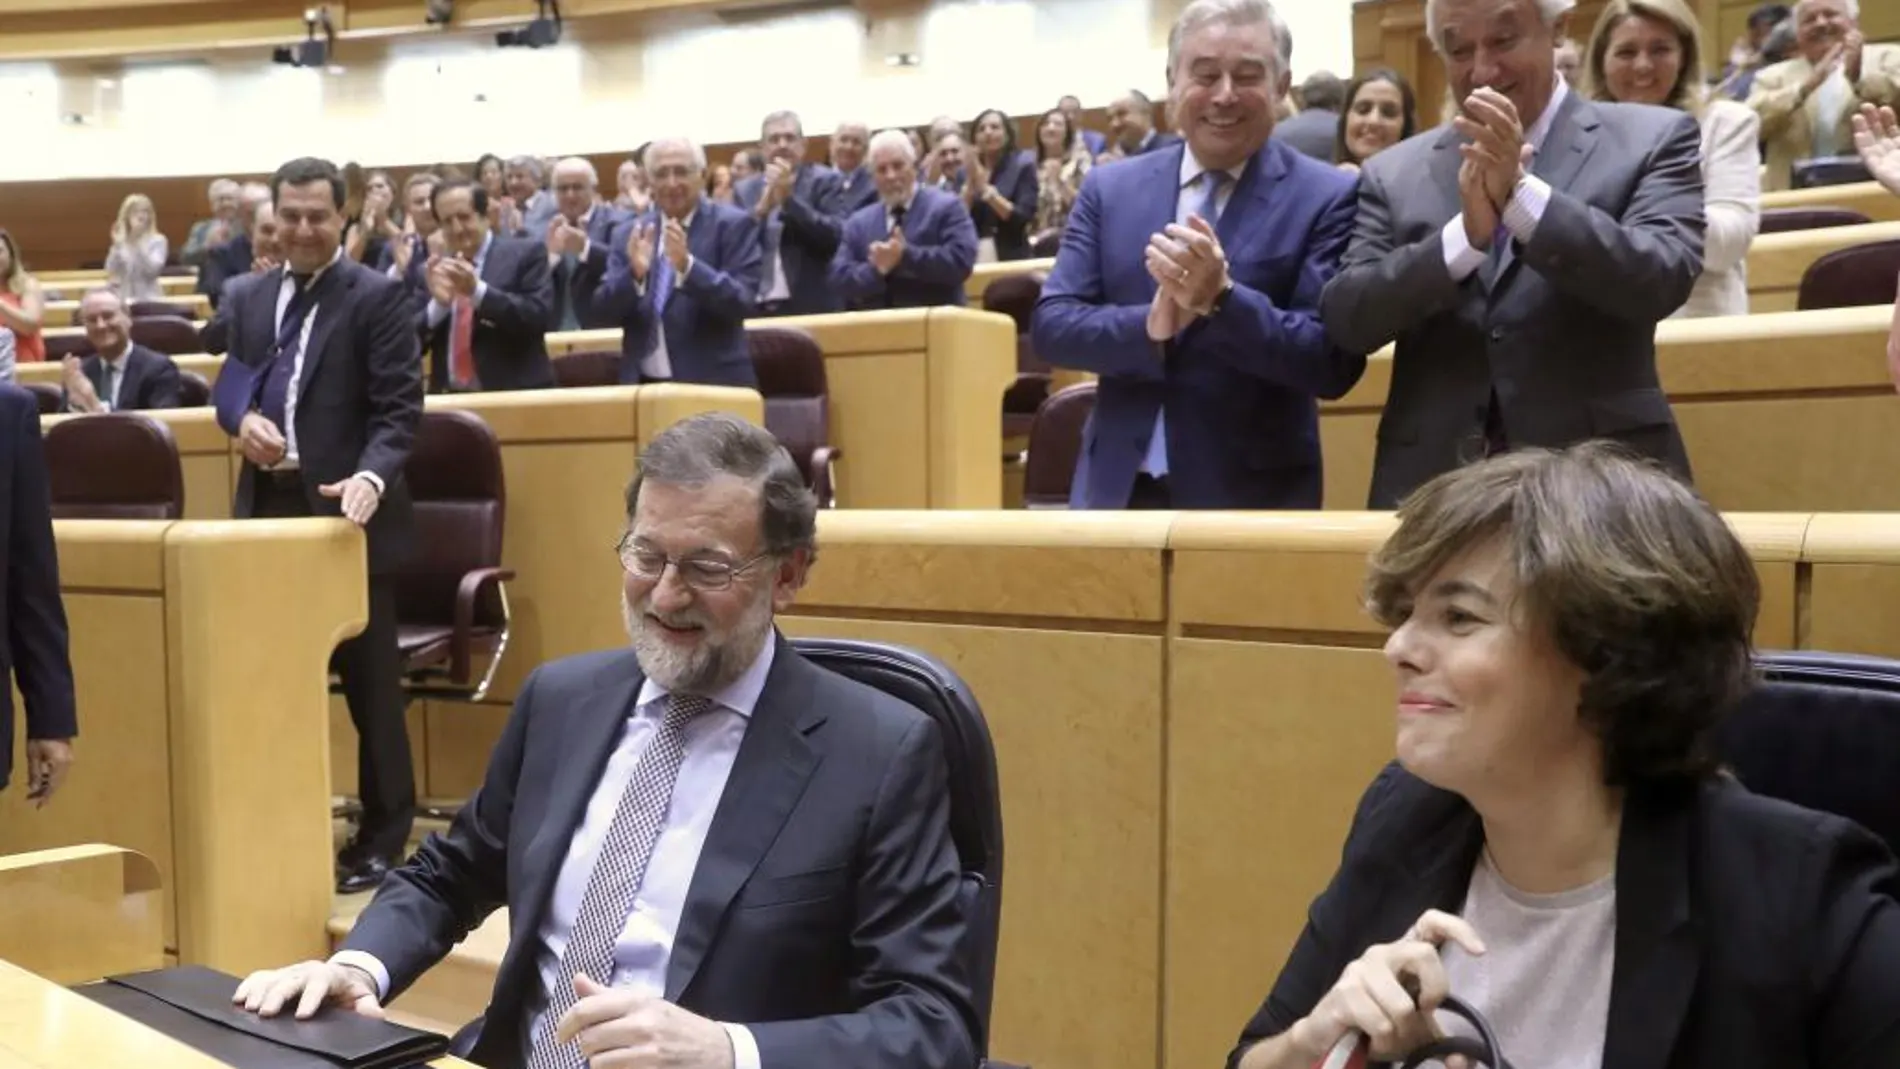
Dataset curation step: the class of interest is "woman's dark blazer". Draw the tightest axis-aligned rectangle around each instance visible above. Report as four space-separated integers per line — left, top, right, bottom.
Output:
1230 762 1900 1069
971 149 1040 261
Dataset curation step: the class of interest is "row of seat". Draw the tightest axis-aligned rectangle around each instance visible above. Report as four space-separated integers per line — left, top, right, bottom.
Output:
42 408 514 704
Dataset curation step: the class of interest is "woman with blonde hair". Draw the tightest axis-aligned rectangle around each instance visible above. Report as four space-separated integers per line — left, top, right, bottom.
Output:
0 229 47 364
1584 0 1760 318
104 193 168 302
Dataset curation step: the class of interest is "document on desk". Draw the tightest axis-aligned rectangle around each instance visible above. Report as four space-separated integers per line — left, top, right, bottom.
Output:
75 964 447 1069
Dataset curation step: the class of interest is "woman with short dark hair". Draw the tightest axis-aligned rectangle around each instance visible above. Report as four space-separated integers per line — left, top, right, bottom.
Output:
1228 442 1900 1069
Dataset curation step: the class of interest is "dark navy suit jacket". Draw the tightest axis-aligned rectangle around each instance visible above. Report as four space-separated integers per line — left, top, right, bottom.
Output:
1031 138 1362 509
969 150 1040 261
0 385 75 789
341 639 979 1069
836 166 880 215
419 235 555 393
600 200 762 388
549 206 628 332
735 164 847 316
830 186 978 310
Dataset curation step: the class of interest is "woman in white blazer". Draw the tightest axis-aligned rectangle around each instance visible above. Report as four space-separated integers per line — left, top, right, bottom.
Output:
1585 0 1762 318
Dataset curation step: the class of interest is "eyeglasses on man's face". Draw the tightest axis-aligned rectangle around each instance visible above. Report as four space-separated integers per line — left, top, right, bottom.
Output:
615 535 773 592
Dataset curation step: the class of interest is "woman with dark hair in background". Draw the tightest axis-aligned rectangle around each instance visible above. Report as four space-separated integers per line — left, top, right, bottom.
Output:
964 107 1039 262
472 153 521 234
1226 443 1900 1069
343 167 403 267
1030 107 1091 253
1334 69 1418 173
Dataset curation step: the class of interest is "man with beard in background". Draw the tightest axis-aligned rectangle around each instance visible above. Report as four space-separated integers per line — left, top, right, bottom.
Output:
235 412 978 1069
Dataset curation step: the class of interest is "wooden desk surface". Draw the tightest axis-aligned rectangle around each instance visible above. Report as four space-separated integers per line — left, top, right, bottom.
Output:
0 959 475 1068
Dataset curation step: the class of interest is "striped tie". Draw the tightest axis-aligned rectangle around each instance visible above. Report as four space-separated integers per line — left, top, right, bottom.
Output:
525 693 713 1069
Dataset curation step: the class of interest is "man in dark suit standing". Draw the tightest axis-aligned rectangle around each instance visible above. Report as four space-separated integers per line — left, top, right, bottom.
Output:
830 121 880 214
1272 71 1346 161
1102 89 1183 161
198 182 272 308
0 384 76 807
235 413 979 1069
203 199 284 356
423 179 555 393
1320 0 1706 508
60 288 183 412
211 156 424 893
601 139 762 388
540 157 625 333
736 111 846 317
1032 0 1362 510
831 129 979 310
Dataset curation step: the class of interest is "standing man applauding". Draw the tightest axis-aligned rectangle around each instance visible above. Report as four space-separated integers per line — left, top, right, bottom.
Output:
212 156 424 894
737 111 846 317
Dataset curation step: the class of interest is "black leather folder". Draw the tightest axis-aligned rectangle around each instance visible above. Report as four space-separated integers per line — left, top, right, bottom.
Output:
75 964 449 1069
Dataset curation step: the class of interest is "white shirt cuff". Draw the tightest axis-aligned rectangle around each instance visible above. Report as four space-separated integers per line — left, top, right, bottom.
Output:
353 470 386 496
1502 174 1551 245
1441 216 1488 282
472 280 489 306
425 300 450 327
579 239 592 262
327 950 390 1001
722 1022 760 1069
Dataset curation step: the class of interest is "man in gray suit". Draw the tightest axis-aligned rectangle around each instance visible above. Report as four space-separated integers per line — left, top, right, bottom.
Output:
1321 0 1706 508
1273 71 1346 162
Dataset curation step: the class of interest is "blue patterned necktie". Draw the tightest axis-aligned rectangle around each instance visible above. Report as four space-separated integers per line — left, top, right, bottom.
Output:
1191 169 1230 225
258 272 317 432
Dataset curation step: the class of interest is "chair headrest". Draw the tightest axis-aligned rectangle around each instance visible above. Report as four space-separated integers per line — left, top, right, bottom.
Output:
748 328 826 396
408 409 504 500
43 412 184 519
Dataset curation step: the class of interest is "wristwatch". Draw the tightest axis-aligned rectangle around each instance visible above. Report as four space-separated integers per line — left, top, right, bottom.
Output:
1203 279 1236 318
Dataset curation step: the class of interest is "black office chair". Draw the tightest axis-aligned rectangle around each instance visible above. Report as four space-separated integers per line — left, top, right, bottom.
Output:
1714 651 1900 858
790 638 1005 1058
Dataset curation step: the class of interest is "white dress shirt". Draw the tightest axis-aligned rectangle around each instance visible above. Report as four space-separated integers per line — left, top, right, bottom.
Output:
636 209 696 381
1440 74 1569 280
1140 150 1246 479
334 639 773 1069
268 247 384 494
1810 66 1853 158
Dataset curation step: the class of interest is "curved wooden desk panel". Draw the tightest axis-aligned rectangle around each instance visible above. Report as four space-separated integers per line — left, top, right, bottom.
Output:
1760 182 1900 224
547 308 1017 509
1318 306 1899 511
1747 219 1900 312
0 845 163 984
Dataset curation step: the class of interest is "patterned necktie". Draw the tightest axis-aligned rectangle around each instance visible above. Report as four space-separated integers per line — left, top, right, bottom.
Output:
525 693 714 1069
449 294 477 389
258 272 317 432
1191 169 1230 225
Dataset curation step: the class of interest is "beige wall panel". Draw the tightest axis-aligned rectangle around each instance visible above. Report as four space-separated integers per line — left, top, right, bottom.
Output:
780 614 1164 1069
0 594 175 949
1164 640 1399 1069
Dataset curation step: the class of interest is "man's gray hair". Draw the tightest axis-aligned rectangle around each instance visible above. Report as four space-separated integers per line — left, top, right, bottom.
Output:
642 138 708 174
625 413 818 559
80 285 125 310
867 128 917 164
504 154 545 183
1426 0 1575 51
208 177 239 198
552 156 599 185
1167 0 1293 81
761 109 804 137
1794 0 1857 18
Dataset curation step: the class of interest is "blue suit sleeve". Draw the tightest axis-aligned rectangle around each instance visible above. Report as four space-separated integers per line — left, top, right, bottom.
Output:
1028 173 1163 382
5 392 76 744
829 214 885 303
780 169 845 260
1187 179 1367 400
894 204 978 286
679 213 762 320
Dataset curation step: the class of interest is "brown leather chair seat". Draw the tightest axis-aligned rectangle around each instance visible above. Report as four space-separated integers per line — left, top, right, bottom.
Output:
748 327 839 506
43 412 185 519
177 370 210 407
1796 239 1900 311
983 273 1052 443
1758 207 1872 234
22 383 61 415
131 300 195 321
129 315 202 356
1022 381 1095 509
551 350 620 388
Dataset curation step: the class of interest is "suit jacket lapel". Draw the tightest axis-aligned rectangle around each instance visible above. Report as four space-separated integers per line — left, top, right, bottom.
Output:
1218 143 1288 255
665 636 824 1000
116 350 147 410
1603 781 1699 1069
514 658 646 944
295 262 348 397
1492 93 1598 294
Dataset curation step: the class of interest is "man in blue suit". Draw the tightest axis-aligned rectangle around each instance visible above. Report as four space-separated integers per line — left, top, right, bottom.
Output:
1032 0 1362 510
601 138 764 388
540 158 628 332
831 129 979 310
736 111 847 317
0 385 76 805
1059 95 1110 156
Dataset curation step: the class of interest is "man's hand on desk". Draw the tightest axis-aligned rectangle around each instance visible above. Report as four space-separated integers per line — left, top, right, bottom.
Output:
555 973 735 1069
233 961 384 1021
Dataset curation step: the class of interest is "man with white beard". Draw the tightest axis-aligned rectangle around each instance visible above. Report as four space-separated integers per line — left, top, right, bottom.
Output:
234 412 978 1069
830 128 979 310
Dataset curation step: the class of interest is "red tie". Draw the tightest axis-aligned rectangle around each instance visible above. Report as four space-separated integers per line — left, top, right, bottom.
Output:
450 294 476 388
